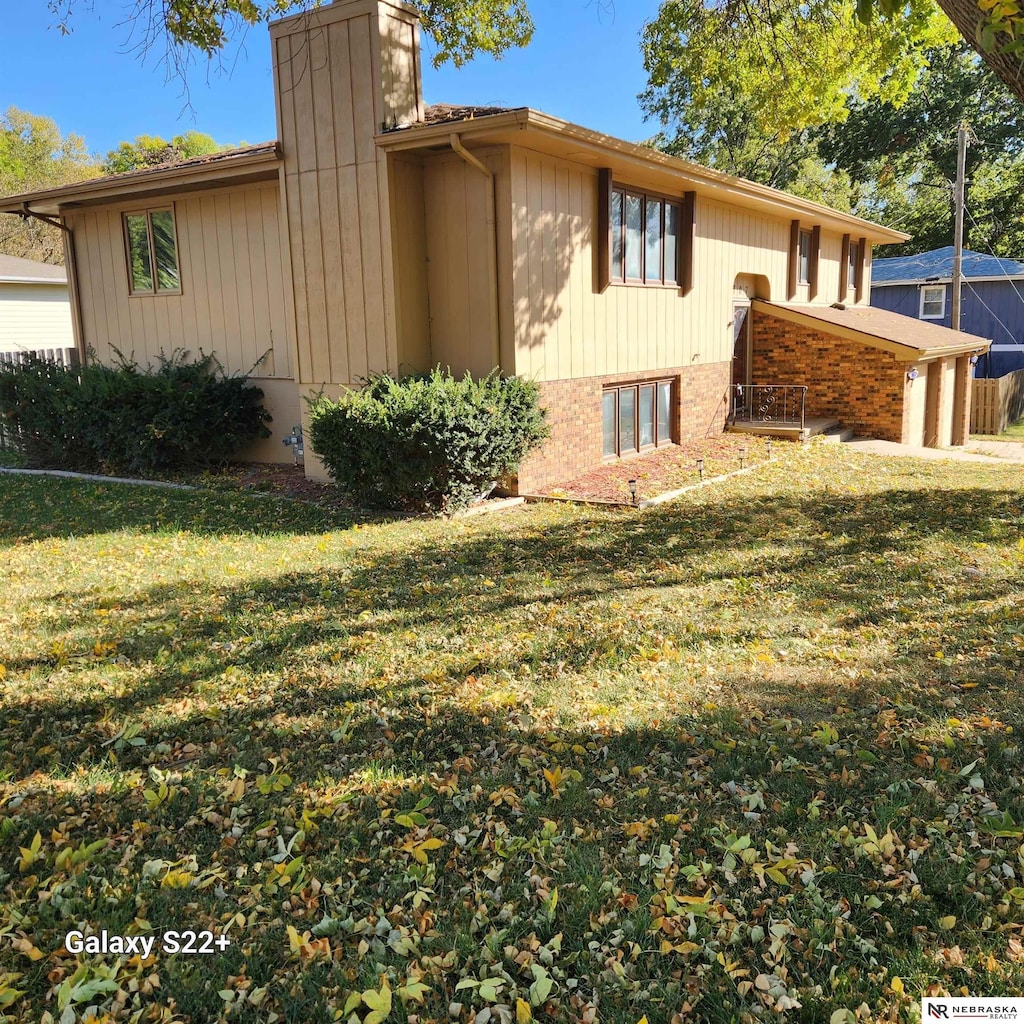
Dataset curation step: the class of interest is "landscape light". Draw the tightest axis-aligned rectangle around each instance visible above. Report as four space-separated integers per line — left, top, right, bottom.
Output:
628 479 638 506
696 458 705 480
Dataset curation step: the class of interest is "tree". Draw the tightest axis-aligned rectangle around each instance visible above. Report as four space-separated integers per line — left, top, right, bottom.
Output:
641 0 957 147
640 0 1024 146
645 35 1024 260
103 131 223 175
814 44 1024 255
46 0 534 72
0 107 97 264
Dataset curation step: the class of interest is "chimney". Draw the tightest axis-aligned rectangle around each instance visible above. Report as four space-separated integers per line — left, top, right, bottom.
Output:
270 0 424 406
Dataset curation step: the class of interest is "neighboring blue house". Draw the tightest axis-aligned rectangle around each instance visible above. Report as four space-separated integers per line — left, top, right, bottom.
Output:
871 246 1024 378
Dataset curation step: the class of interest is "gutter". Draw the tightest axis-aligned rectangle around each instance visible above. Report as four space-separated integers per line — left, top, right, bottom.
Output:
448 133 503 374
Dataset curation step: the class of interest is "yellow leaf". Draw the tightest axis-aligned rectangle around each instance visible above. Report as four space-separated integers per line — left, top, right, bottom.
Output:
517 997 532 1023
939 915 957 930
891 976 904 996
637 1017 650 1024
362 977 392 1024
12 938 43 962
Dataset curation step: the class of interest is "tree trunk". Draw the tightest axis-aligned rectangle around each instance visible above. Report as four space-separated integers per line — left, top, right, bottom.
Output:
936 0 1024 105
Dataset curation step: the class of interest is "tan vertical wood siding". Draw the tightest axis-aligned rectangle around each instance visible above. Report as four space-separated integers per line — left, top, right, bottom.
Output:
422 148 504 378
508 147 861 383
389 154 431 372
271 1 421 388
65 181 291 378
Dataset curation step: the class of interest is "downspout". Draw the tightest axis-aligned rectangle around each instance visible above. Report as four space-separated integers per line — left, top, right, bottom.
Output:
449 133 502 374
10 206 86 366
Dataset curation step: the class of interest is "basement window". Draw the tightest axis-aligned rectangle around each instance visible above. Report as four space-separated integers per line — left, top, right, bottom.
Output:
124 208 180 295
920 284 946 319
602 379 674 458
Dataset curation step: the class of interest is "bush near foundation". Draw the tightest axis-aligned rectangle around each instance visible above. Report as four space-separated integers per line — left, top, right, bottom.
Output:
307 368 549 513
0 350 271 476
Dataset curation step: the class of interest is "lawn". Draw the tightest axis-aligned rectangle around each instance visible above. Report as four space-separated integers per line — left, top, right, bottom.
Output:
973 415 1024 442
2 444 1024 1023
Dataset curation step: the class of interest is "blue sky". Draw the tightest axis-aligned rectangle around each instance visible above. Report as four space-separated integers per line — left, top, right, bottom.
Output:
3 1 665 160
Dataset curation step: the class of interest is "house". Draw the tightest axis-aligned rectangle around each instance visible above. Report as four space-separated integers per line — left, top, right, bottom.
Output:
0 0 991 486
0 254 75 362
872 246 1024 379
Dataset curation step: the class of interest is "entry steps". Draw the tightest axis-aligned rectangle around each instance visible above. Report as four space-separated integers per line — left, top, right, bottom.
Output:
727 417 851 442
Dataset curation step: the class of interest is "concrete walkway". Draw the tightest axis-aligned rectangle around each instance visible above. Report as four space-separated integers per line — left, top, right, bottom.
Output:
843 438 1023 464
962 439 1024 463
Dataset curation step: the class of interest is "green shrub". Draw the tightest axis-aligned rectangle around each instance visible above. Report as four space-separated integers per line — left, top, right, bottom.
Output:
0 350 271 476
307 368 549 513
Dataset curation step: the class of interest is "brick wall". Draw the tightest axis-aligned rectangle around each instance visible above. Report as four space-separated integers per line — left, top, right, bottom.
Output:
751 310 911 442
514 361 731 493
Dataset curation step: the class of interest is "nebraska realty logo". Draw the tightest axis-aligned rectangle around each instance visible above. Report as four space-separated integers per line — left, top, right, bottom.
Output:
922 999 1024 1021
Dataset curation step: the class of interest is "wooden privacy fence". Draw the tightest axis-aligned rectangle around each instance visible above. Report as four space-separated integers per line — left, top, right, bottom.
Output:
971 368 1024 435
0 346 78 369
0 346 79 452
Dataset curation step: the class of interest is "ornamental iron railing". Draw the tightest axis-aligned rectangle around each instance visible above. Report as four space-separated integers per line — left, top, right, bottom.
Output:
731 384 807 430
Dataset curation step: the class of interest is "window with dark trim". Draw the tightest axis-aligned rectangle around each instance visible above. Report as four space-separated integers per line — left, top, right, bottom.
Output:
788 220 820 299
602 379 674 458
124 208 180 295
798 229 812 285
609 186 681 287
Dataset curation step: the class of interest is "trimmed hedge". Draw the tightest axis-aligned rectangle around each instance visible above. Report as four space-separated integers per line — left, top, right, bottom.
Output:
0 351 271 476
307 369 549 513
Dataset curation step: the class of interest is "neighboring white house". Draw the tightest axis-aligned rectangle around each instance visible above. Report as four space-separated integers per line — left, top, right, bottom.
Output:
0 254 74 358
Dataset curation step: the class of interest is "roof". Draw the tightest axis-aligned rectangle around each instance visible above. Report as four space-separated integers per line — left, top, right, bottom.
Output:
0 98 906 243
753 299 991 360
423 104 514 125
0 143 281 217
872 246 1024 286
380 108 909 244
0 254 67 285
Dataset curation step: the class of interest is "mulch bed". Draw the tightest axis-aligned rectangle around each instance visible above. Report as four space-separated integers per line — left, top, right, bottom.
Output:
545 434 776 503
194 462 346 505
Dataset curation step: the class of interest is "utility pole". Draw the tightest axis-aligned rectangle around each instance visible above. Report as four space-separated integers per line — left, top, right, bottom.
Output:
951 123 969 332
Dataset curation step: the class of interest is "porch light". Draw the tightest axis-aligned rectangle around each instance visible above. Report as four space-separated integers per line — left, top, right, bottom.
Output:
907 368 920 382
696 458 705 480
628 478 638 506
969 354 980 365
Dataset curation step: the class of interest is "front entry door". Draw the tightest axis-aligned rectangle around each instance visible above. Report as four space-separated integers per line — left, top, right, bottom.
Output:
732 303 751 388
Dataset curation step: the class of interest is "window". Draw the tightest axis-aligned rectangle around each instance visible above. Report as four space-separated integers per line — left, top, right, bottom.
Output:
920 284 946 319
124 208 180 295
609 187 681 286
848 241 859 291
798 229 812 285
602 379 674 458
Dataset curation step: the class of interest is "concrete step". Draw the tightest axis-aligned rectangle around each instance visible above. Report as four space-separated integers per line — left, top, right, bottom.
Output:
819 425 855 443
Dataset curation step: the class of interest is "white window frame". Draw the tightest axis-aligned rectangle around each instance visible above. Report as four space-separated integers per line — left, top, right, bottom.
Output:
919 284 946 320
